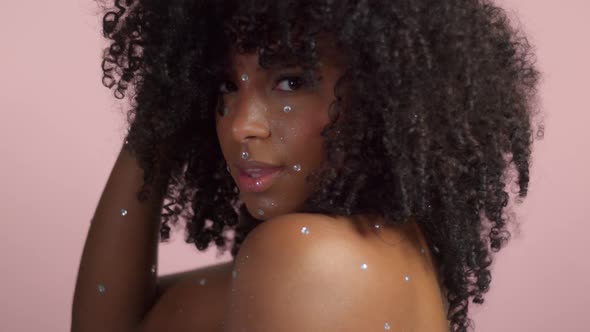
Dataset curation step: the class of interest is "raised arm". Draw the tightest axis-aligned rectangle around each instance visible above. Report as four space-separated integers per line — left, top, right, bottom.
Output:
71 142 170 332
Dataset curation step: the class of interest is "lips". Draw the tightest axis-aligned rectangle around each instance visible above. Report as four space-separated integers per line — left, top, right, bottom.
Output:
236 166 284 193
240 167 282 178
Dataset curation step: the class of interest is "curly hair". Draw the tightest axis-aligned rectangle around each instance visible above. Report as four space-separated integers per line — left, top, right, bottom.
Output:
97 0 543 330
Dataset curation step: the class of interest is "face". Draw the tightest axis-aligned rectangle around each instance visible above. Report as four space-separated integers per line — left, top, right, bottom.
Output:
216 38 345 221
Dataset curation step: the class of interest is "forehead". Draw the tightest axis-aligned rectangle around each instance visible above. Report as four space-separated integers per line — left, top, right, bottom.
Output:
227 32 345 70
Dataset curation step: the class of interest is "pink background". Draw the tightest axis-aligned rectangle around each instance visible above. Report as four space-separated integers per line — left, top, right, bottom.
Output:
1 0 588 331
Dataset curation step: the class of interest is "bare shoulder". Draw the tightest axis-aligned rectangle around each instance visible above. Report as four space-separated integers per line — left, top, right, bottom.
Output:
225 213 449 332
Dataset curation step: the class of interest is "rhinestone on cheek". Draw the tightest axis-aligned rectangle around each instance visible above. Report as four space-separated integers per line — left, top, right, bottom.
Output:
199 277 207 286
98 284 106 293
360 263 368 270
374 223 381 230
241 74 249 81
222 107 229 116
120 209 128 216
241 151 250 160
151 264 156 274
384 322 391 330
257 209 265 216
293 164 302 172
301 226 310 235
283 105 292 113
420 247 426 254
404 274 410 282
232 270 238 279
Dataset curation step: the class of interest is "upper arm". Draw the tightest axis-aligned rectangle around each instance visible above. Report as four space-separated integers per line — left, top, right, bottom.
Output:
224 213 422 332
138 262 233 332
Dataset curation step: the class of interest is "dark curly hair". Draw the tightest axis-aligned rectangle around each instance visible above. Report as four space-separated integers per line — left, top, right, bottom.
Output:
97 0 544 330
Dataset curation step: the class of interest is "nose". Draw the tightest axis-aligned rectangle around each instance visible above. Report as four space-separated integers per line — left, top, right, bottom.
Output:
230 90 271 143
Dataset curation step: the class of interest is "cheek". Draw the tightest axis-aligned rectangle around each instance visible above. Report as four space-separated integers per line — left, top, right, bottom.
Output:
279 108 330 168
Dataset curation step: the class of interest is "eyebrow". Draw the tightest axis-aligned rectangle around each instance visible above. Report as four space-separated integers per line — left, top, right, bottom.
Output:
224 62 304 79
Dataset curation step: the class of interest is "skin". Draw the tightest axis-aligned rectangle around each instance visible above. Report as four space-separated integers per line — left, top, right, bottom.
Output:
216 36 346 221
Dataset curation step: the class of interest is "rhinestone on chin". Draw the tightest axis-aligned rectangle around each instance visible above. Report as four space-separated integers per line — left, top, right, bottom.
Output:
283 105 292 113
293 164 302 172
301 226 310 235
360 263 368 270
120 209 128 216
241 151 250 160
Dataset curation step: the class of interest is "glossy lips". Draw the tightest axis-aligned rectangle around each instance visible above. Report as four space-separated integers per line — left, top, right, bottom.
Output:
236 166 284 192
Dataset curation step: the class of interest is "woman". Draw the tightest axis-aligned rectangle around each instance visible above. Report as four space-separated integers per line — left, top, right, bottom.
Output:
72 0 543 331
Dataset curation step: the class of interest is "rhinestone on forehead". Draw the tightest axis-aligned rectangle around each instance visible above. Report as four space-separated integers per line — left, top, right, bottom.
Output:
384 322 391 330
293 164 302 172
241 151 250 160
120 208 128 216
301 226 310 235
360 263 368 270
283 105 292 113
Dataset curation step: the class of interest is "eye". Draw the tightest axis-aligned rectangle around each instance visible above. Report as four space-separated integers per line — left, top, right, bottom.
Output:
275 76 304 92
219 81 237 94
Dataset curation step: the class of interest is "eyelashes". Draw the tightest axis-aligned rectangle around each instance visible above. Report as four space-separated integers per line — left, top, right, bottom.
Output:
218 74 306 94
